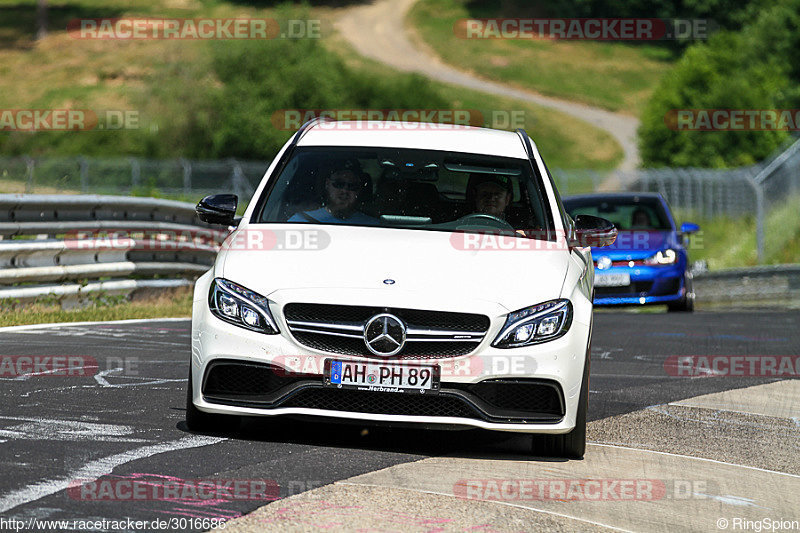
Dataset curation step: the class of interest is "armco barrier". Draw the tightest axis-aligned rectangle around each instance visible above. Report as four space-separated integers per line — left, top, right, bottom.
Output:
2 194 794 308
693 265 800 305
0 194 224 304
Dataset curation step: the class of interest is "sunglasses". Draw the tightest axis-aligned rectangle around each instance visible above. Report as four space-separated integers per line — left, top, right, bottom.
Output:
329 179 362 192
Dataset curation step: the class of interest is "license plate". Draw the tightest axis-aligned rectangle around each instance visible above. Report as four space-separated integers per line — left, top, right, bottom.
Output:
324 359 440 394
595 273 631 287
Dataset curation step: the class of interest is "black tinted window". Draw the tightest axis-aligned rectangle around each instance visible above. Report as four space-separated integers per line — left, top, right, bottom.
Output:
254 147 554 239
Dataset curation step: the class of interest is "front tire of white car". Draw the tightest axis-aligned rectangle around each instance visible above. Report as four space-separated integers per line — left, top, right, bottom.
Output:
185 366 240 433
532 362 588 459
531 332 590 459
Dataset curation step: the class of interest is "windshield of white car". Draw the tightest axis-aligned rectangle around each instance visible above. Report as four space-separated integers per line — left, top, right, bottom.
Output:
253 146 555 239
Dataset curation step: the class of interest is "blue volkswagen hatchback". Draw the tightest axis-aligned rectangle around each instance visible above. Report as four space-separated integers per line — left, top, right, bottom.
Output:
563 193 699 312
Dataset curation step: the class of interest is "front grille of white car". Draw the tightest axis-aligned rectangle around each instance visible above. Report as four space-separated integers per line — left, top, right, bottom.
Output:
283 303 490 359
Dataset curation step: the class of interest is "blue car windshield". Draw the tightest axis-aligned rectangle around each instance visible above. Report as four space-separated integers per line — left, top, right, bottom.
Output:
564 197 672 231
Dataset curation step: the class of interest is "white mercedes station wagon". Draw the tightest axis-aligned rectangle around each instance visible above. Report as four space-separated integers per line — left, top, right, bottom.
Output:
188 119 616 458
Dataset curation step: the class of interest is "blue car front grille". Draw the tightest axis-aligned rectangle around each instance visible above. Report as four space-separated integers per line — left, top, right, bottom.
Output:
595 281 653 298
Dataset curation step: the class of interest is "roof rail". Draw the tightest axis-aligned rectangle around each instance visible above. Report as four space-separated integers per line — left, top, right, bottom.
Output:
290 116 333 147
515 128 535 160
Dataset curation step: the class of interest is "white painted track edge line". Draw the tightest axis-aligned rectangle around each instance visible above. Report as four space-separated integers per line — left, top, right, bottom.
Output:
588 443 800 478
0 435 224 514
665 401 799 420
334 481 632 532
0 317 190 333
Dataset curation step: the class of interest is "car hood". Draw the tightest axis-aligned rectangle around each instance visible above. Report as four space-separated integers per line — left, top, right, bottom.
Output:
595 230 678 260
218 224 571 312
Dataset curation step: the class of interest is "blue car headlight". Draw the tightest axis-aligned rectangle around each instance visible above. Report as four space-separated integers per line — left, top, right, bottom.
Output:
644 249 677 265
208 278 279 334
492 299 572 348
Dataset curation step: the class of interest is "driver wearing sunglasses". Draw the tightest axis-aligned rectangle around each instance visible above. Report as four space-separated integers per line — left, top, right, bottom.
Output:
289 167 378 225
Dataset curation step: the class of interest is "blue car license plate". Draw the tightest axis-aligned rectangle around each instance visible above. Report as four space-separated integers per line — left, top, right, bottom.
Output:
595 273 631 287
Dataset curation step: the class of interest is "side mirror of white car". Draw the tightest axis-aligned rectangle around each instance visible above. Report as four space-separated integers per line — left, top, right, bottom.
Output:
572 214 617 248
196 194 239 226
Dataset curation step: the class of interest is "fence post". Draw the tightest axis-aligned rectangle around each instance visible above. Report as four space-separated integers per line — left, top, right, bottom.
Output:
755 186 765 263
25 157 34 193
181 159 192 196
79 157 89 193
130 157 140 189
746 137 800 262
231 160 251 200
694 173 701 215
745 175 765 264
681 169 692 211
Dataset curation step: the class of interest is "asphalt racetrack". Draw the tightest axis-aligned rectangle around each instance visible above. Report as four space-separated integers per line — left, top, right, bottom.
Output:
0 311 797 531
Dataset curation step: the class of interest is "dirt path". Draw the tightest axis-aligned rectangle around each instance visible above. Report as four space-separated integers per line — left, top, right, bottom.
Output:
335 0 641 171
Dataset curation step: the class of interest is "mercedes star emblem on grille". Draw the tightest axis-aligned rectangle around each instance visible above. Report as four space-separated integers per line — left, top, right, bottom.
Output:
363 313 406 356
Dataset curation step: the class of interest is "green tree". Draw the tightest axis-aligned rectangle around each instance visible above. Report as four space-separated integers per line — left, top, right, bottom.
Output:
639 0 800 167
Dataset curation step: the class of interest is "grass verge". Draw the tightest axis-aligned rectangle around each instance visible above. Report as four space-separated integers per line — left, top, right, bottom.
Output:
0 286 192 327
408 0 674 115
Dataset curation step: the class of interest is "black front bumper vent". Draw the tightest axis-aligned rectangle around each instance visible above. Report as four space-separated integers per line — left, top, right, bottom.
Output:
202 360 564 424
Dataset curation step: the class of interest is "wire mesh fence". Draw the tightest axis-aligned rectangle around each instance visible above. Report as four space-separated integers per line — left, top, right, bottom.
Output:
0 156 265 201
552 164 762 217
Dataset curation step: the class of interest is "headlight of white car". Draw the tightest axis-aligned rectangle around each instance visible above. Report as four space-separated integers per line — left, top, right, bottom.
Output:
644 249 677 265
209 278 279 334
492 299 572 348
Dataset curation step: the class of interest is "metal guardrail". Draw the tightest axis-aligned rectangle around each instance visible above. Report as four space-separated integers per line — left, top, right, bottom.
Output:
2 194 797 308
0 194 223 305
693 265 800 305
